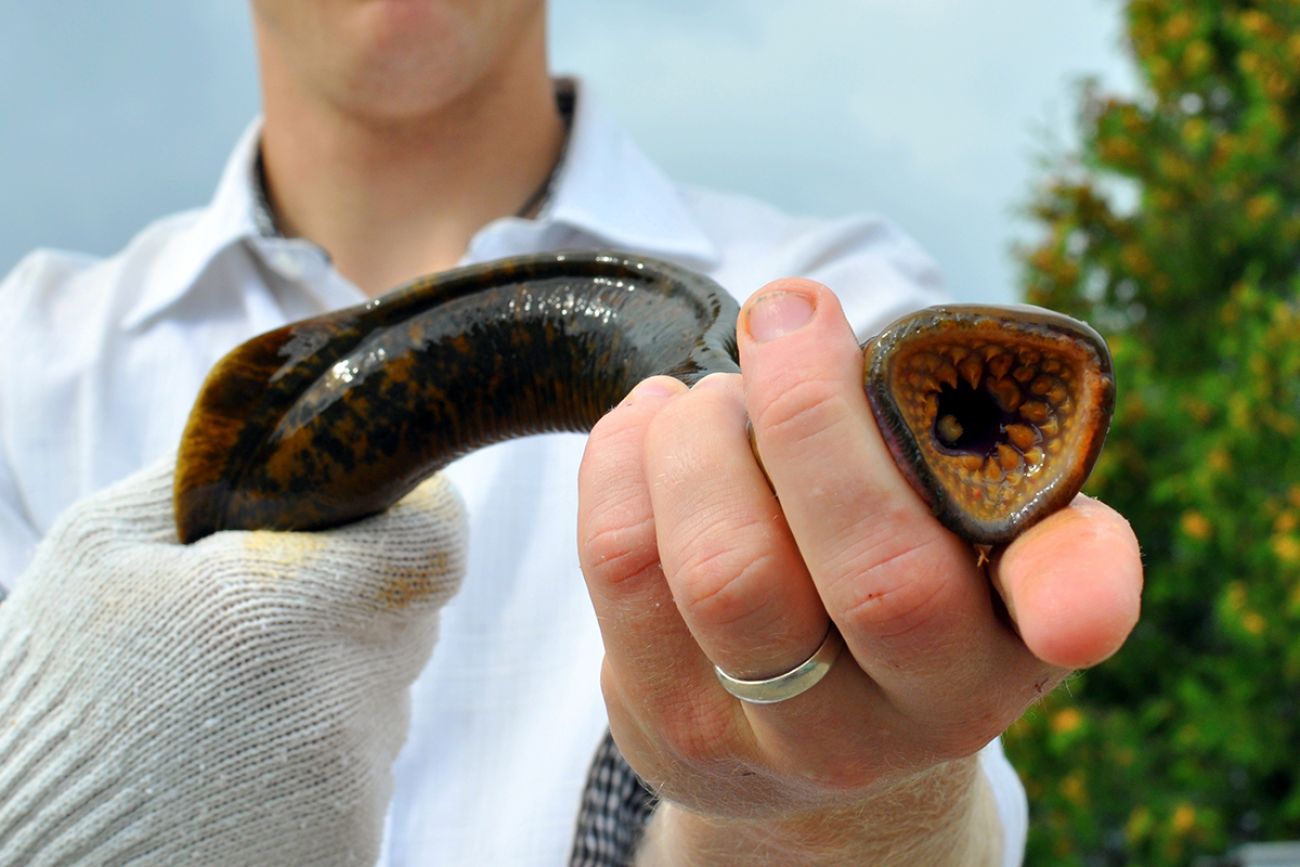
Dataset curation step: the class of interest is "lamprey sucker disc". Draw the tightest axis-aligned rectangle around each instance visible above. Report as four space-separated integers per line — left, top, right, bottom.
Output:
864 304 1114 545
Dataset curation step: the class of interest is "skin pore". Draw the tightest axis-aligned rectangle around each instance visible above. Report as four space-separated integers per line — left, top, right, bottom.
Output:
251 0 566 295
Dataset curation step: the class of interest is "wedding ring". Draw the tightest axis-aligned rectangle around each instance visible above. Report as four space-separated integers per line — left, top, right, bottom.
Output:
713 625 844 705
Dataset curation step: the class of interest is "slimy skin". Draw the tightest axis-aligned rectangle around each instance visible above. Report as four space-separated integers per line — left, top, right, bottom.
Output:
174 253 739 542
174 252 1113 546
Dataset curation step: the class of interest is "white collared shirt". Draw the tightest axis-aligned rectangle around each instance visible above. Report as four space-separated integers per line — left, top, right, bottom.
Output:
0 82 1025 865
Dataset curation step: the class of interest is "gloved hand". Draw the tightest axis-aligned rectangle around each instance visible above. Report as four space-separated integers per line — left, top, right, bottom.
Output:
0 457 466 866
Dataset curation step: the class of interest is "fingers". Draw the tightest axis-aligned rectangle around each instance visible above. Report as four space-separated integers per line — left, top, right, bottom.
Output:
581 370 882 801
737 280 1048 728
642 373 829 681
992 495 1143 669
640 372 893 786
577 378 733 729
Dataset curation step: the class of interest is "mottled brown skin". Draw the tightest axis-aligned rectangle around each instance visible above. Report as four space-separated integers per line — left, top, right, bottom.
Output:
175 253 739 542
174 252 1113 547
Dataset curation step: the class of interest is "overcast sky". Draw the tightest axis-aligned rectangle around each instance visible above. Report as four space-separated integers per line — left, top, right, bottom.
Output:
1 1 1136 302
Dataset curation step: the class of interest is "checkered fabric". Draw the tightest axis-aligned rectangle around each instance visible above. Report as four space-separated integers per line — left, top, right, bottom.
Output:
569 731 659 866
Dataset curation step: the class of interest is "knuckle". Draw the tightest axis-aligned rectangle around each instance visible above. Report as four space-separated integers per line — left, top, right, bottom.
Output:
751 376 850 450
916 674 1024 761
835 534 954 639
584 399 644 459
598 661 627 713
673 541 778 630
580 513 660 589
657 693 742 770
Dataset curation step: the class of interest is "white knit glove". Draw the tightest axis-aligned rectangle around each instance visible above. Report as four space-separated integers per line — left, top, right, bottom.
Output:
0 457 467 866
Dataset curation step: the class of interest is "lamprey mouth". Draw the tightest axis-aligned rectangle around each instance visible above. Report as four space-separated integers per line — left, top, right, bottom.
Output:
175 255 1113 547
864 305 1114 545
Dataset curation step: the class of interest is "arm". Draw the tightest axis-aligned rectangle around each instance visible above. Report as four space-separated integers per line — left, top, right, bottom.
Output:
637 756 1002 866
576 279 1142 865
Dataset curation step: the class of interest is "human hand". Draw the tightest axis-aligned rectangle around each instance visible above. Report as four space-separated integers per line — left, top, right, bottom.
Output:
0 457 466 866
577 279 1142 865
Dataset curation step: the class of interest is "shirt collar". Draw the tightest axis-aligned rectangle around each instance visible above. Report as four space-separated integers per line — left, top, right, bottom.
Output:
122 78 718 330
121 121 268 330
530 79 718 266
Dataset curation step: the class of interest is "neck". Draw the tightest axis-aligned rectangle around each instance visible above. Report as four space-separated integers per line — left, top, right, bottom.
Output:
256 17 564 297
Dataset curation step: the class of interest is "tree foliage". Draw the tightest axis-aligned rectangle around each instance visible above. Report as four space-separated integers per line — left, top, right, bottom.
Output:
1004 1 1300 863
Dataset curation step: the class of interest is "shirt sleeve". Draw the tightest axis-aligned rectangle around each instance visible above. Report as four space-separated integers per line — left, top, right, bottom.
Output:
980 736 1029 867
785 212 950 338
0 466 38 596
0 254 44 593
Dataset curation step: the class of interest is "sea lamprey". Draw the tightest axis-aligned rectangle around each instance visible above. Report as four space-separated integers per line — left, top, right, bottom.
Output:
174 252 1114 548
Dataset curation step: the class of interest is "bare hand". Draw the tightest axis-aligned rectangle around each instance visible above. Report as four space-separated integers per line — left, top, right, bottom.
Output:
576 278 1142 864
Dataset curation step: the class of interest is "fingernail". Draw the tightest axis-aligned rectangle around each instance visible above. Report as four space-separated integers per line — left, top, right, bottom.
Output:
621 377 677 406
746 291 814 342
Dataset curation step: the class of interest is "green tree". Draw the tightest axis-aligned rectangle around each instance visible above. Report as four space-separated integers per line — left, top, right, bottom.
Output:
1004 1 1300 863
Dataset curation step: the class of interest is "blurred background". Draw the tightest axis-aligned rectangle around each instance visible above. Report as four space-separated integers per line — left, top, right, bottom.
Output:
0 0 1132 300
8 2 1300 865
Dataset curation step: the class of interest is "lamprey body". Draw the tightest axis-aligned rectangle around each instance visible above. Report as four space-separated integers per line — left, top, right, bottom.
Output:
174 253 739 542
174 252 1114 546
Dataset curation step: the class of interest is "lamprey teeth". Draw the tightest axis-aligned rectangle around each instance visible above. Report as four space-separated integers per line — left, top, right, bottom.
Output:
863 303 1114 545
937 414 965 447
1019 401 1052 425
996 443 1021 471
1004 423 1039 451
987 352 1014 379
989 378 1022 412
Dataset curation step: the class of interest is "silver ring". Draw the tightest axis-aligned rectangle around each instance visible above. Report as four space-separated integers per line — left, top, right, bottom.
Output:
713 625 844 705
